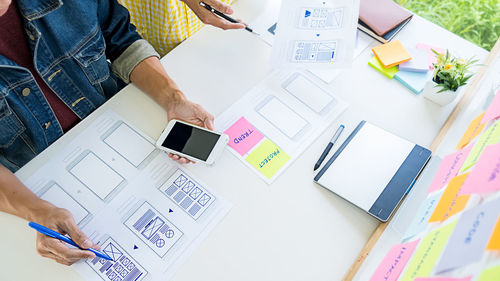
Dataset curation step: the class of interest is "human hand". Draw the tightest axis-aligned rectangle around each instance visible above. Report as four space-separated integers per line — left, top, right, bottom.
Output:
165 94 215 164
34 205 97 266
182 0 246 30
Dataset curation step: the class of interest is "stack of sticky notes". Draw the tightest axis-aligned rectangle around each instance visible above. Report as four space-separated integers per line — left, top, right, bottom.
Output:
369 41 444 95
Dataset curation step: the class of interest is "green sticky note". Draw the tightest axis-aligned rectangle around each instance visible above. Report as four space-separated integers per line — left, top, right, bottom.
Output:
478 264 500 281
400 221 457 281
246 139 290 179
368 56 399 79
460 120 500 172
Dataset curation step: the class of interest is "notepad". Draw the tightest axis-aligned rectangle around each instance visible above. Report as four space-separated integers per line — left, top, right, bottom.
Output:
369 56 399 79
394 70 432 94
398 48 429 72
372 40 412 68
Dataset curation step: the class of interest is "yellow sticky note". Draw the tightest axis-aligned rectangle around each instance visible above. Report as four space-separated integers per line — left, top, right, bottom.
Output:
486 217 500 251
478 265 500 281
456 112 486 149
246 139 290 179
429 174 470 223
461 120 500 172
372 40 412 68
400 221 457 281
368 56 399 79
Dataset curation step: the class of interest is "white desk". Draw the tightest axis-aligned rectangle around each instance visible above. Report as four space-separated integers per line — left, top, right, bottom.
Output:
0 1 488 280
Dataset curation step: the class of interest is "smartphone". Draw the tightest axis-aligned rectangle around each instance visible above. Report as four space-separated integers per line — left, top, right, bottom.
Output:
156 120 229 165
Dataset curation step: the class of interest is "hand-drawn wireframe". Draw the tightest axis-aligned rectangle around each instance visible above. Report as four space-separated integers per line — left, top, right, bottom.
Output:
87 237 148 281
255 95 310 140
297 7 344 29
37 181 92 226
158 169 216 220
101 121 158 169
124 202 183 258
291 40 338 63
67 150 127 202
282 72 337 115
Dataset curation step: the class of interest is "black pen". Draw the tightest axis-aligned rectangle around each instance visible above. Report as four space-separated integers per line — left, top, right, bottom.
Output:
200 2 259 35
314 125 345 171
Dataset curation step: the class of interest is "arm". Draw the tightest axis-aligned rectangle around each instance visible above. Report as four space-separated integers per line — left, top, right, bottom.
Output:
0 165 96 265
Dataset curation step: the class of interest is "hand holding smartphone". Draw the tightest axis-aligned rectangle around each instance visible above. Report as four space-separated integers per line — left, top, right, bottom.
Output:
156 120 229 165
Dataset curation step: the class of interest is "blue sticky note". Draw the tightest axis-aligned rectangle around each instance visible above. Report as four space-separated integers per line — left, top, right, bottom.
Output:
398 48 429 72
435 197 500 274
394 70 432 94
403 191 443 241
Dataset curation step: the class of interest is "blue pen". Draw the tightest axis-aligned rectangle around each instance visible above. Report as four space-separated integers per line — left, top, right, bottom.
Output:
28 222 112 261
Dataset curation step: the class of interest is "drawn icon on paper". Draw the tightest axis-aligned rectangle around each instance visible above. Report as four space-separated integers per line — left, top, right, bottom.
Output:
198 193 211 206
173 175 188 187
127 262 135 271
120 270 128 278
121 257 130 266
103 243 123 261
304 10 311 17
109 272 117 279
166 229 175 238
141 217 164 239
115 264 124 273
182 181 195 193
156 239 165 248
189 187 203 200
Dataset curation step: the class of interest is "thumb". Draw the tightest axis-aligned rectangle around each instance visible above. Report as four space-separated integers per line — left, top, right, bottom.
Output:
204 116 214 130
63 220 93 249
206 0 233 14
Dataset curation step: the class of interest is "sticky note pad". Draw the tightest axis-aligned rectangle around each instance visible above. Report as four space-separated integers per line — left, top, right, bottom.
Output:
416 43 445 69
481 90 500 123
400 221 456 281
456 112 486 149
404 191 443 240
394 70 432 94
368 56 398 79
478 265 500 281
398 48 429 72
372 40 412 68
461 120 500 172
414 277 472 281
246 139 290 179
369 240 420 281
435 197 500 273
486 217 500 251
224 117 264 156
429 173 470 223
427 145 472 193
459 143 500 195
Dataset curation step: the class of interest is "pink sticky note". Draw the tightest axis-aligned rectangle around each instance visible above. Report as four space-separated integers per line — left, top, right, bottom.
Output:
459 142 500 195
414 277 472 281
428 145 472 193
416 43 445 69
369 240 420 281
224 117 264 156
481 90 500 124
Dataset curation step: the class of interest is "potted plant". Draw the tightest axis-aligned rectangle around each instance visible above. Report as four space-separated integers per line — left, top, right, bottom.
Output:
422 50 478 106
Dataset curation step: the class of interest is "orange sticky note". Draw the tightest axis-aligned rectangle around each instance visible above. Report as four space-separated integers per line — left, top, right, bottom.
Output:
429 173 470 223
456 112 486 149
372 40 412 68
486 217 500 251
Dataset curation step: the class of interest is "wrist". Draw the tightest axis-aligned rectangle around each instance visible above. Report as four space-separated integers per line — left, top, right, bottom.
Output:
26 199 56 223
162 87 186 112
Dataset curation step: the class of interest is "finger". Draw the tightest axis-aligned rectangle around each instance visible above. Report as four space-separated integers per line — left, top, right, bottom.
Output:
236 18 248 26
60 217 94 249
177 158 189 165
204 117 215 131
44 238 95 261
41 251 72 266
205 0 233 14
204 15 246 30
172 154 180 160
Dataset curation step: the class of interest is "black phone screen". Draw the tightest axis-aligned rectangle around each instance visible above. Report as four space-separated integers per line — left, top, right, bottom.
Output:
161 122 220 161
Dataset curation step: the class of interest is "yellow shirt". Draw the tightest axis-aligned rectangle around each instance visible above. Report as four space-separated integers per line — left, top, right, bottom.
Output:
122 0 234 56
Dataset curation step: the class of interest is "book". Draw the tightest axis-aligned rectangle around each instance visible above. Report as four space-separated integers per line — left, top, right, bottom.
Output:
359 0 413 36
358 17 412 44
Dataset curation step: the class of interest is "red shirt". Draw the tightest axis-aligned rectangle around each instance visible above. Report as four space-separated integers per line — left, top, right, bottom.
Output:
0 2 80 132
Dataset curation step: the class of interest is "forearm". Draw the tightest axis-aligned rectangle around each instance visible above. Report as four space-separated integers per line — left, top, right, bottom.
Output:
0 165 52 222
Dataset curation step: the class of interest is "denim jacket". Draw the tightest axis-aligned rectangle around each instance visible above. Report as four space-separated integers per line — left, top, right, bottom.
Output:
0 0 159 172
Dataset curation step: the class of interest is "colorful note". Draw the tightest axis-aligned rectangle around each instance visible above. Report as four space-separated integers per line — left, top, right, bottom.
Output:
414 277 472 281
369 240 420 281
245 139 290 179
404 191 444 240
486 216 500 251
435 197 500 273
394 70 432 95
400 222 456 281
398 48 429 73
461 120 500 173
416 43 445 69
429 174 470 223
456 112 486 149
459 143 500 195
224 117 264 156
428 146 472 193
372 40 412 68
478 265 500 281
369 56 399 79
481 90 500 124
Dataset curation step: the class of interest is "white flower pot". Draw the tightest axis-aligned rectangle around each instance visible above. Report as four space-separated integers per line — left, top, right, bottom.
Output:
422 80 460 106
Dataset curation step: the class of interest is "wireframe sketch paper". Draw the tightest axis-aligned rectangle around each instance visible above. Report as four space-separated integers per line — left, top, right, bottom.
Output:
270 0 361 69
22 110 231 281
216 69 347 183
